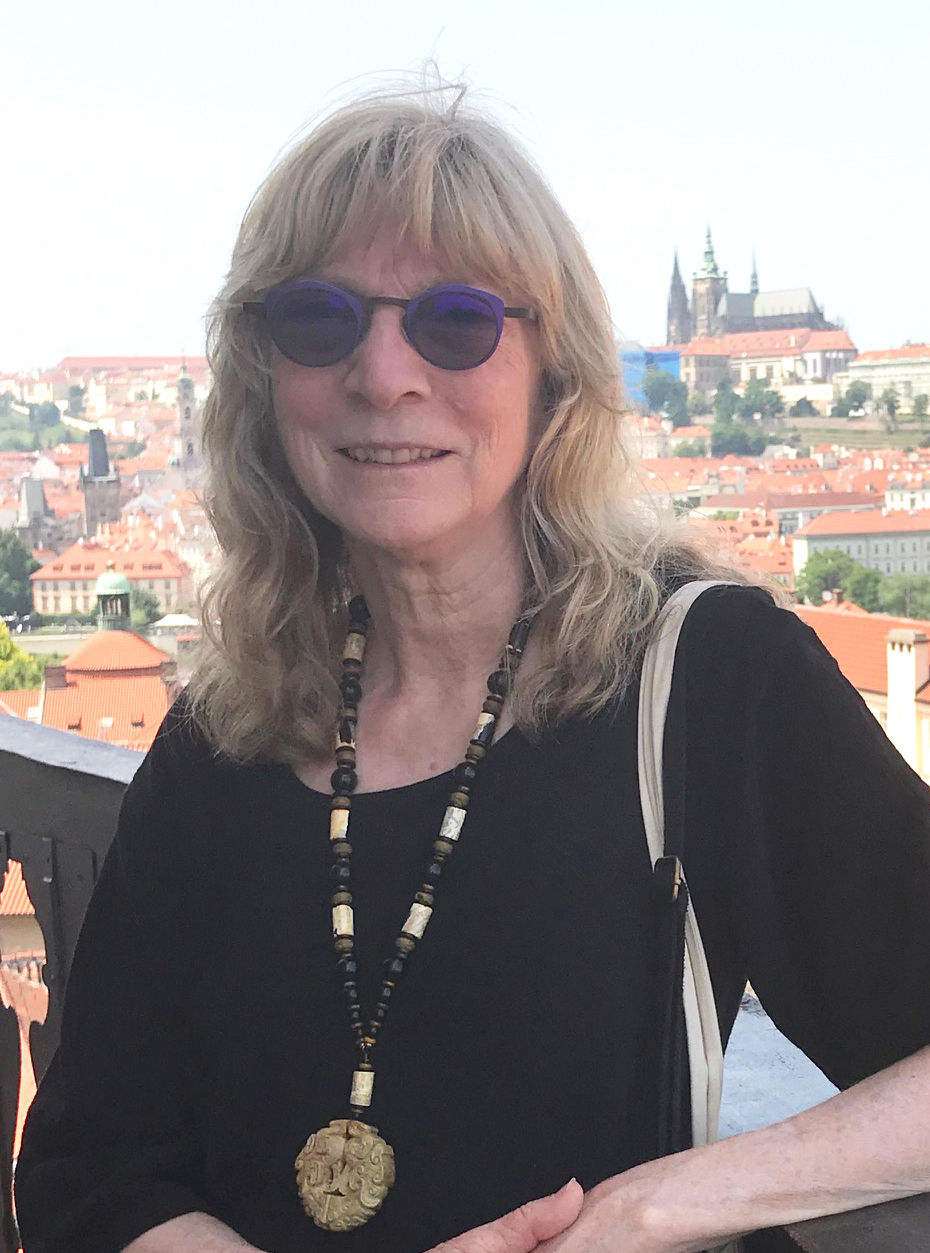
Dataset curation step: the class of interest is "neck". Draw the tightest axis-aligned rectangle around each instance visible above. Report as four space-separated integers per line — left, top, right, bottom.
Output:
345 525 526 701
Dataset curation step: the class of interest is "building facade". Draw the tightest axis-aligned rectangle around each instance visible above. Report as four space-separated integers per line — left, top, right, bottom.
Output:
793 508 930 579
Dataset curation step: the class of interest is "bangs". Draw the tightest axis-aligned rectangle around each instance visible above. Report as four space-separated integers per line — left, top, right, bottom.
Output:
234 101 566 357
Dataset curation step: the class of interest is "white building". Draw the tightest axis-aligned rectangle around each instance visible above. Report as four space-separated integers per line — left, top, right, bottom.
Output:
794 508 930 580
834 344 930 412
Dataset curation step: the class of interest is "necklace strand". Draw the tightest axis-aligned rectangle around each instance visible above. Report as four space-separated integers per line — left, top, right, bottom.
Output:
330 594 532 1118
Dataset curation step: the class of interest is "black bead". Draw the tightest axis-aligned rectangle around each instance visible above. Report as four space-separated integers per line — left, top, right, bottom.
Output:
454 761 478 788
340 676 362 706
425 861 444 882
331 766 358 794
378 983 393 1001
383 956 406 979
487 668 510 696
337 956 357 977
338 717 357 745
343 981 359 999
348 595 370 625
330 861 352 885
509 618 531 653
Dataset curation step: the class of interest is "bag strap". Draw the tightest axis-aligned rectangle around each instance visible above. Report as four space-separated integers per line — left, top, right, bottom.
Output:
638 579 734 1150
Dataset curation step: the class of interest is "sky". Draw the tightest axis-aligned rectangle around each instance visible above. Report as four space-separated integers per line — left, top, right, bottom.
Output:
3 0 928 370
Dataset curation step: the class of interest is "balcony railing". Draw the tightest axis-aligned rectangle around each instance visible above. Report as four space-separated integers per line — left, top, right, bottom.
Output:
0 711 928 1252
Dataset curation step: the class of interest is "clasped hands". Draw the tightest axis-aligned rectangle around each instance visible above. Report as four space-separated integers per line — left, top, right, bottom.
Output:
435 1159 729 1253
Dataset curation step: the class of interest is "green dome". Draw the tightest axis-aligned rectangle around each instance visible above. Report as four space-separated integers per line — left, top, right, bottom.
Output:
95 568 132 596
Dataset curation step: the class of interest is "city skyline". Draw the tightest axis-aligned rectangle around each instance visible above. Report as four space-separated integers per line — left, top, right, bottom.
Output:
4 0 928 369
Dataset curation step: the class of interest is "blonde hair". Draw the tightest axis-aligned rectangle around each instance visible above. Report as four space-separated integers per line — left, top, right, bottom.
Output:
188 80 780 764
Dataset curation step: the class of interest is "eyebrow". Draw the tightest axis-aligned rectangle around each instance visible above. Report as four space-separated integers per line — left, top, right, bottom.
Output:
311 274 485 297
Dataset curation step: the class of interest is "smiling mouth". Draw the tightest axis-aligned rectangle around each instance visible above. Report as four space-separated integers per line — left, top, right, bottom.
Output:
339 447 451 465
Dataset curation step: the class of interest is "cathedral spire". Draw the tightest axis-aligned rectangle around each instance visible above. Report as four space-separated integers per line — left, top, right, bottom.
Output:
698 226 720 278
750 250 759 297
666 248 691 345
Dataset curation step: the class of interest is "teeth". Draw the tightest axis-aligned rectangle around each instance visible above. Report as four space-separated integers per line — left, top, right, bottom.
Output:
343 447 444 464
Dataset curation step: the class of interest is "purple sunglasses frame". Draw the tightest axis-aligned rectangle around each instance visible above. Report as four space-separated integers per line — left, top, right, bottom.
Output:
243 279 535 371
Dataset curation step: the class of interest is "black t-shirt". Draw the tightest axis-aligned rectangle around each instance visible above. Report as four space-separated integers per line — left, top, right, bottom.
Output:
16 586 930 1253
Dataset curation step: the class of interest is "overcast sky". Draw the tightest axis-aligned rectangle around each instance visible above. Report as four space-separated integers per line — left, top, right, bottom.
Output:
3 0 928 370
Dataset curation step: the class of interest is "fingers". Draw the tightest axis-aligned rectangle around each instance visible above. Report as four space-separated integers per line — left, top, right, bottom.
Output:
437 1179 584 1253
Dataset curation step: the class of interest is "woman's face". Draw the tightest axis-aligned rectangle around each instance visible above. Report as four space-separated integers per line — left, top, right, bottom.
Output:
271 223 541 563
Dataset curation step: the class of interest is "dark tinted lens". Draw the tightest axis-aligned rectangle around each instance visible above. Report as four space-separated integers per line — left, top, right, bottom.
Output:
409 290 500 369
269 287 359 366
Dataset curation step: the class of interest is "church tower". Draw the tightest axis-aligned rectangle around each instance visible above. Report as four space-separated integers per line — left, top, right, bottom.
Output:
81 428 121 538
666 250 692 345
750 250 759 297
177 363 202 485
95 563 132 631
691 227 728 339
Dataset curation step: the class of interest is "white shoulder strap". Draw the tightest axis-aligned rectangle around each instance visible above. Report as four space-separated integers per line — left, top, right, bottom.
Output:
637 579 735 1149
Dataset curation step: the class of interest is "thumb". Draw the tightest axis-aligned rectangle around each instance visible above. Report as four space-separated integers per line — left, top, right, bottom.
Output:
438 1179 584 1253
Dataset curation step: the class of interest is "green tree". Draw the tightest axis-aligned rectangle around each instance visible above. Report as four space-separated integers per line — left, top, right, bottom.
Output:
710 425 767 457
31 401 63 429
0 392 14 417
880 387 900 431
831 396 851 417
641 368 688 423
687 389 711 417
713 379 738 423
846 381 871 411
130 586 161 627
0 529 40 616
878 574 930 619
795 548 859 604
737 378 784 421
66 385 85 416
844 566 883 612
914 394 929 419
789 396 818 417
0 622 44 690
673 440 704 457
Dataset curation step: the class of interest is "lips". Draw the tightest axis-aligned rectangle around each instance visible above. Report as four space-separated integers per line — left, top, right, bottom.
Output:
339 447 450 465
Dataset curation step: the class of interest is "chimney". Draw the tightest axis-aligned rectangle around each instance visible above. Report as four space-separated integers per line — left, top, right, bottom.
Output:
886 630 930 770
43 664 68 690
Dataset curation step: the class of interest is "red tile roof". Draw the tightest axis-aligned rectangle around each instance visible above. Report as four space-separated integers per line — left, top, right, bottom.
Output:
795 508 930 537
0 690 40 718
41 674 172 749
66 629 169 673
32 537 188 582
795 605 930 696
669 327 857 359
856 344 930 362
0 861 34 916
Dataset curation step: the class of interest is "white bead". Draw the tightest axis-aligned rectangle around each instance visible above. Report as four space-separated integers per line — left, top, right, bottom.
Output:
332 905 354 936
343 632 366 663
473 711 495 738
330 809 349 840
439 806 466 842
402 903 433 939
350 1069 374 1107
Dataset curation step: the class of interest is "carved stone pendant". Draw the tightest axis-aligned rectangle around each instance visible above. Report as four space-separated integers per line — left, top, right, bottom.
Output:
296 1118 396 1231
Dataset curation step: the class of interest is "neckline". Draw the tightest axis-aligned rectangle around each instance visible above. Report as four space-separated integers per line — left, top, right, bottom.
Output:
284 722 523 801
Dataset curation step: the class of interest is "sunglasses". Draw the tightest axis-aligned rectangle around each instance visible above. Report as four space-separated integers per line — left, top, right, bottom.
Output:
243 280 535 371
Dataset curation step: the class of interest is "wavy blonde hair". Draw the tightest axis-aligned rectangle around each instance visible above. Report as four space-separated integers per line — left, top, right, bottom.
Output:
188 81 780 764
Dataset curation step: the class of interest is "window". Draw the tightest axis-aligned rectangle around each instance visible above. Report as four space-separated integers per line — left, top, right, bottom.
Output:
70 581 76 591
858 544 863 555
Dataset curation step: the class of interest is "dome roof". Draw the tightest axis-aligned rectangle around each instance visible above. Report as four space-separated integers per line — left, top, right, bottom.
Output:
95 568 132 595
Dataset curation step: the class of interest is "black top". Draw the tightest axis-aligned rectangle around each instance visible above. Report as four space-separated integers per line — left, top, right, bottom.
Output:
16 586 930 1253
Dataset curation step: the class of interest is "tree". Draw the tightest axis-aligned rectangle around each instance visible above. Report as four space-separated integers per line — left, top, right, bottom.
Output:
0 622 44 690
66 385 85 416
0 392 14 417
914 394 929 419
710 425 766 457
846 381 870 411
880 387 900 431
789 396 818 417
795 548 859 605
641 369 688 424
844 566 883 613
0 529 40 616
713 379 738 423
32 401 63 428
673 440 704 457
737 379 784 421
687 389 711 417
130 586 161 627
878 574 930 619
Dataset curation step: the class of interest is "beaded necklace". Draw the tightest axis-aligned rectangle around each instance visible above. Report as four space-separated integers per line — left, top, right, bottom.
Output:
295 595 532 1232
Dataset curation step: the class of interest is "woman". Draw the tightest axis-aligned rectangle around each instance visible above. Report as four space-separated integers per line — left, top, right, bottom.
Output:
15 85 930 1253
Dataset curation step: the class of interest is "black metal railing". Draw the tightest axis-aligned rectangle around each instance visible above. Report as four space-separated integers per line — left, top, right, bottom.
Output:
0 712 927 1252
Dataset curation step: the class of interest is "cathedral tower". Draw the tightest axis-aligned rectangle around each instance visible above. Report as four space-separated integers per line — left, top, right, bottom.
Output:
666 250 692 345
691 227 728 339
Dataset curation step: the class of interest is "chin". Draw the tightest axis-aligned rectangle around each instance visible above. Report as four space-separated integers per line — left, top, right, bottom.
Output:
340 506 469 559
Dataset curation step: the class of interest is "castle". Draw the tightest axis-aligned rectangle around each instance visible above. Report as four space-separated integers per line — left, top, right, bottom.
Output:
666 229 838 344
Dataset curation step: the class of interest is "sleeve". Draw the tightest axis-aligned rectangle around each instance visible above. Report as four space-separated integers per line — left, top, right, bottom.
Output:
15 704 222 1253
683 587 930 1093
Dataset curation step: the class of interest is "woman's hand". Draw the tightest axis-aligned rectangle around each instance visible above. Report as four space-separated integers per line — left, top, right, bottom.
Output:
434 1178 585 1253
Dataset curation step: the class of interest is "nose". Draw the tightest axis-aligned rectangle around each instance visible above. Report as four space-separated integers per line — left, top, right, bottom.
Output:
342 305 432 410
